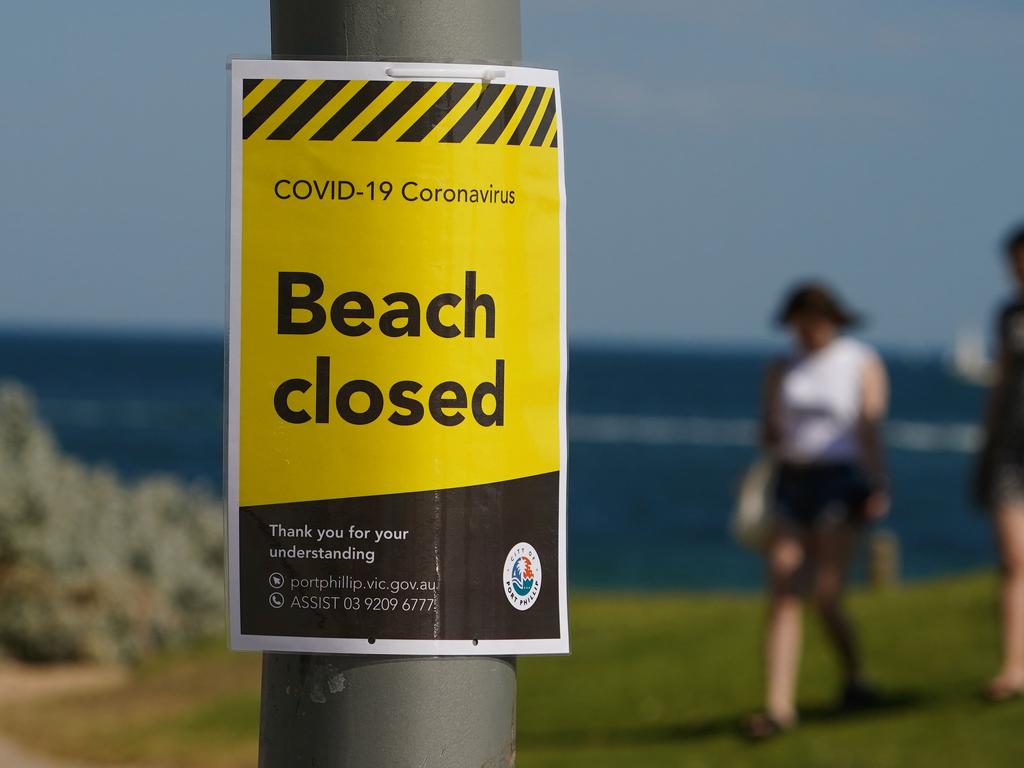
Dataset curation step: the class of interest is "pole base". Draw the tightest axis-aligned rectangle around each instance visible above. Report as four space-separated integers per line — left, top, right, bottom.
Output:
259 653 517 768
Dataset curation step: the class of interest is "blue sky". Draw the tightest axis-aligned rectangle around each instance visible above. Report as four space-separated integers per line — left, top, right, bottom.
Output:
1 1 1021 348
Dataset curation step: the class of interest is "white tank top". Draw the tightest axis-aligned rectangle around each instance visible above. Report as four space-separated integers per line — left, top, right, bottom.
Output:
776 336 874 463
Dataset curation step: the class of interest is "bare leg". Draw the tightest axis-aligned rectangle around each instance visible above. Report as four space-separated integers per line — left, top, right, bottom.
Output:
811 522 863 685
992 504 1024 694
763 527 808 725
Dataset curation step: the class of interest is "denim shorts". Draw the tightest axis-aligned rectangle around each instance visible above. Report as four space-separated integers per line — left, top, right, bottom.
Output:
773 462 873 530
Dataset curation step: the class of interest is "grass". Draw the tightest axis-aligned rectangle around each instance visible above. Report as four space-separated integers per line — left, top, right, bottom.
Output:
2 573 1022 767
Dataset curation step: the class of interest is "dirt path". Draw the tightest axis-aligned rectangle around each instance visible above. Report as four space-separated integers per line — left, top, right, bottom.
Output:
0 734 95 768
0 664 132 768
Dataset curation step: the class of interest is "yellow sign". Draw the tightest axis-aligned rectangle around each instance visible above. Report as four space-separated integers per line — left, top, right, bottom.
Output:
227 60 566 656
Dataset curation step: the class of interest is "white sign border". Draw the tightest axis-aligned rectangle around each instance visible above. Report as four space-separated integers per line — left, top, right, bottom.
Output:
227 58 568 656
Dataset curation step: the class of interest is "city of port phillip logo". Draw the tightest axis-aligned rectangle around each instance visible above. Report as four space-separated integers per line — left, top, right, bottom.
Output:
503 542 542 610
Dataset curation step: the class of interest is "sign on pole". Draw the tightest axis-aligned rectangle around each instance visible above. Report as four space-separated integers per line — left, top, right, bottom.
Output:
227 60 567 655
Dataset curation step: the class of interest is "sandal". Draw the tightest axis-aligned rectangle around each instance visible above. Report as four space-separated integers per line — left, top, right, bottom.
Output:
984 679 1024 704
840 681 884 712
742 712 796 741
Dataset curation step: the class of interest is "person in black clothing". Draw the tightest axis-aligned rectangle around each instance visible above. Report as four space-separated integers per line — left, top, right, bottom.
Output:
976 223 1024 702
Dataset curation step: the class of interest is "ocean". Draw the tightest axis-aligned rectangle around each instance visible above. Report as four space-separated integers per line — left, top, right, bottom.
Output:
0 330 993 590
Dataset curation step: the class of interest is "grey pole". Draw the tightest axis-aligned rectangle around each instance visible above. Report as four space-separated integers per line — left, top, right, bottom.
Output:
271 0 521 62
259 2 522 767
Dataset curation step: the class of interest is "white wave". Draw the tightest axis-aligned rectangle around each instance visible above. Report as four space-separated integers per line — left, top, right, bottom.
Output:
570 415 757 447
569 414 981 454
40 398 209 429
886 421 980 453
36 398 983 454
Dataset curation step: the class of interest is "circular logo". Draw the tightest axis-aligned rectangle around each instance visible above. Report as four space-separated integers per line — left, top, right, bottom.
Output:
503 542 542 611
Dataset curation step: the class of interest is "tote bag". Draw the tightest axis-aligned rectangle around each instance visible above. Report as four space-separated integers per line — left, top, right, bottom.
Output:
731 457 777 551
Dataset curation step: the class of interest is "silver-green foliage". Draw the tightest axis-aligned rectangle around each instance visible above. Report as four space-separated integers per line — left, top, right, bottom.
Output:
0 382 224 662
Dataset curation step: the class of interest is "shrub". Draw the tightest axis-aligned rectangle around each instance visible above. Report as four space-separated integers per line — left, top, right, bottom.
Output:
0 382 224 662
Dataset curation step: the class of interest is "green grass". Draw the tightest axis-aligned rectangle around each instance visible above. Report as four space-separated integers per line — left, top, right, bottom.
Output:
2 573 1023 767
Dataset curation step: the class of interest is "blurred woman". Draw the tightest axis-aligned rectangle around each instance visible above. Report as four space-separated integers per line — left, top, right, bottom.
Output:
746 283 890 739
975 224 1024 702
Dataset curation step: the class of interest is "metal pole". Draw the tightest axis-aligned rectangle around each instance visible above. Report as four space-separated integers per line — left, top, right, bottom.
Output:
259 2 522 767
270 0 521 62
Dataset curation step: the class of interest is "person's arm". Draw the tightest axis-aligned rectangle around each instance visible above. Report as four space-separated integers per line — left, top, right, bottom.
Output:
970 310 1009 507
974 305 1007 460
760 360 783 455
858 351 890 520
981 348 1009 447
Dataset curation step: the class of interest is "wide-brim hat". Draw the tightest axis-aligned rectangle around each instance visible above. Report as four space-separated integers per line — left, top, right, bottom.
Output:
775 282 862 328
